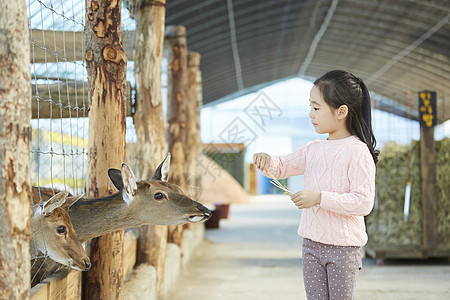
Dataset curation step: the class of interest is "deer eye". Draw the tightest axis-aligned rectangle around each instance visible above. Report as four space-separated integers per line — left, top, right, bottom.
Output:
154 192 165 200
57 226 66 234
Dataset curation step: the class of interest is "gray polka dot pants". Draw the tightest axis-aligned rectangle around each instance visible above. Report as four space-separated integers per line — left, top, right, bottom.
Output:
302 238 362 300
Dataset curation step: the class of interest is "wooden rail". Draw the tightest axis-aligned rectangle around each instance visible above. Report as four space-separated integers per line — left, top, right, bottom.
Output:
31 81 132 119
30 30 135 64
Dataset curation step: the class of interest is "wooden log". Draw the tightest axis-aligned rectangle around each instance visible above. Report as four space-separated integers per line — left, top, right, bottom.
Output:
29 29 135 64
83 0 127 299
195 70 204 195
137 226 168 300
0 0 32 299
30 30 83 64
123 231 138 278
185 52 201 232
48 271 82 300
124 264 157 300
163 243 181 297
31 80 132 119
30 271 82 300
165 25 188 189
132 0 166 183
30 282 48 300
131 1 168 299
186 52 201 201
420 126 438 250
31 80 88 119
165 26 188 248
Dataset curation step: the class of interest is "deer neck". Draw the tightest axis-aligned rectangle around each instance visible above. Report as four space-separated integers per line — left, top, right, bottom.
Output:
68 192 138 243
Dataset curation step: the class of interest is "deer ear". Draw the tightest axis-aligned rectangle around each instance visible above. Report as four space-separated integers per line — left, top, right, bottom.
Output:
121 163 137 205
152 152 171 182
42 192 69 215
61 193 84 210
108 168 124 191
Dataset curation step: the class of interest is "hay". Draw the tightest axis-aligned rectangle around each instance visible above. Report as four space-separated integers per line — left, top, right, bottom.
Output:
436 138 450 249
366 138 450 251
199 155 250 205
366 142 422 250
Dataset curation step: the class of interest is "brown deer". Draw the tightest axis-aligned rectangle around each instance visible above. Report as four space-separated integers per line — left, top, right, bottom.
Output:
31 191 91 271
30 153 210 286
34 153 211 243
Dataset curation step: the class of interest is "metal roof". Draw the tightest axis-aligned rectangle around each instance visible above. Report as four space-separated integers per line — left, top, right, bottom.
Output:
165 0 450 123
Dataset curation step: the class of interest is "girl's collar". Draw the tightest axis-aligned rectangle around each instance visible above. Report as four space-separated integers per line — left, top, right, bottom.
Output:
325 135 355 142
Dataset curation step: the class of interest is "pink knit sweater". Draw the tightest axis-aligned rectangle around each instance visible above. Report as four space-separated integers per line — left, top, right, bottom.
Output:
268 135 376 247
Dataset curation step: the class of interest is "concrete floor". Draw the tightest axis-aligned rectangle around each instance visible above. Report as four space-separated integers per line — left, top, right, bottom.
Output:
166 195 450 300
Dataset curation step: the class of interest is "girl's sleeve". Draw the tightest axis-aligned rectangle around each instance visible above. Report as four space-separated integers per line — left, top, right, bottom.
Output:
319 147 376 216
267 141 315 179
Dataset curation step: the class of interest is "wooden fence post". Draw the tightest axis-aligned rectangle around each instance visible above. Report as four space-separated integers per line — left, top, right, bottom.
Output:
420 126 438 251
195 67 204 194
186 52 201 202
0 0 32 298
132 1 168 299
84 1 127 299
165 25 188 247
132 0 167 181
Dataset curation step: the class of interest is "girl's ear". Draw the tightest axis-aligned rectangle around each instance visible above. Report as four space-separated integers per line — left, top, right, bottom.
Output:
336 105 348 120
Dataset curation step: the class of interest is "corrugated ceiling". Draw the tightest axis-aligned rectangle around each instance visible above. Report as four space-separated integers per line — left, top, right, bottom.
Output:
165 0 450 123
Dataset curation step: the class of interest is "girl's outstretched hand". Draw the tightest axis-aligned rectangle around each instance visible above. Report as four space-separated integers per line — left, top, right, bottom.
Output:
253 153 271 172
291 191 321 209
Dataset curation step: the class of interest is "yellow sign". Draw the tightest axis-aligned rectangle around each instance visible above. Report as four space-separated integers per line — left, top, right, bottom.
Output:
418 91 437 127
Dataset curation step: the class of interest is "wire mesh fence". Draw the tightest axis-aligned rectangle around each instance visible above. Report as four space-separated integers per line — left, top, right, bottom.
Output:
28 0 88 284
26 0 157 285
27 0 142 285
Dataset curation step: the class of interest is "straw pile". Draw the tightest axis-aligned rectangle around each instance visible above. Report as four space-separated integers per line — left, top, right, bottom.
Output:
366 138 449 251
436 138 450 249
199 155 250 205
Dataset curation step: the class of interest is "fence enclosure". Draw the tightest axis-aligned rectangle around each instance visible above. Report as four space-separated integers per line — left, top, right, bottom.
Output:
0 0 32 299
0 0 206 299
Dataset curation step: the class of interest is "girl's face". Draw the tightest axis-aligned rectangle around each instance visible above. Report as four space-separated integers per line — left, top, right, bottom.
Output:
309 85 343 137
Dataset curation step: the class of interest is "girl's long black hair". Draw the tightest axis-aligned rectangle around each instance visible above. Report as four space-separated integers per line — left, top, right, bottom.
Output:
314 70 379 164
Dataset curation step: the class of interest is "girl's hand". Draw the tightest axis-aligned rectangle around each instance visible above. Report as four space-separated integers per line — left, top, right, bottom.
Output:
291 191 321 209
253 153 271 172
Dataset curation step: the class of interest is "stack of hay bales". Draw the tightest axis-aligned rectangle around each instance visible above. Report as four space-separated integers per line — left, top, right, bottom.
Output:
436 138 450 250
366 138 449 254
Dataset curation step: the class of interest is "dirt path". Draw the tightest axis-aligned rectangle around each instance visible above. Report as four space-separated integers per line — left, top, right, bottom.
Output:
166 195 450 300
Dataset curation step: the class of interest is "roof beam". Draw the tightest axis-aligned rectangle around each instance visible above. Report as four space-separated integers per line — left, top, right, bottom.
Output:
366 13 450 85
226 0 245 91
297 0 339 76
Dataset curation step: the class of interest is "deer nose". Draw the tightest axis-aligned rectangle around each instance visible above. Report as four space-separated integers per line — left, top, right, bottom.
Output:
85 260 91 271
197 204 212 219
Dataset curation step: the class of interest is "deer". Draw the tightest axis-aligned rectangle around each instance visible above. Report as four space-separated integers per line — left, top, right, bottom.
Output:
30 153 211 286
33 153 211 243
31 191 91 272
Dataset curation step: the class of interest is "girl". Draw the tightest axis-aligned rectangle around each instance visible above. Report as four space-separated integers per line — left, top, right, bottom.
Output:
253 70 378 299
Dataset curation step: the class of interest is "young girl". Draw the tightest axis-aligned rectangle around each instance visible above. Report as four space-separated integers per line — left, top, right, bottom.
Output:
253 70 378 299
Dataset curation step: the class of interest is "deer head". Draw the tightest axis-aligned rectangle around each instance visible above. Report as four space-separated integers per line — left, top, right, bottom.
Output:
32 154 212 243
31 192 91 271
106 153 211 226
